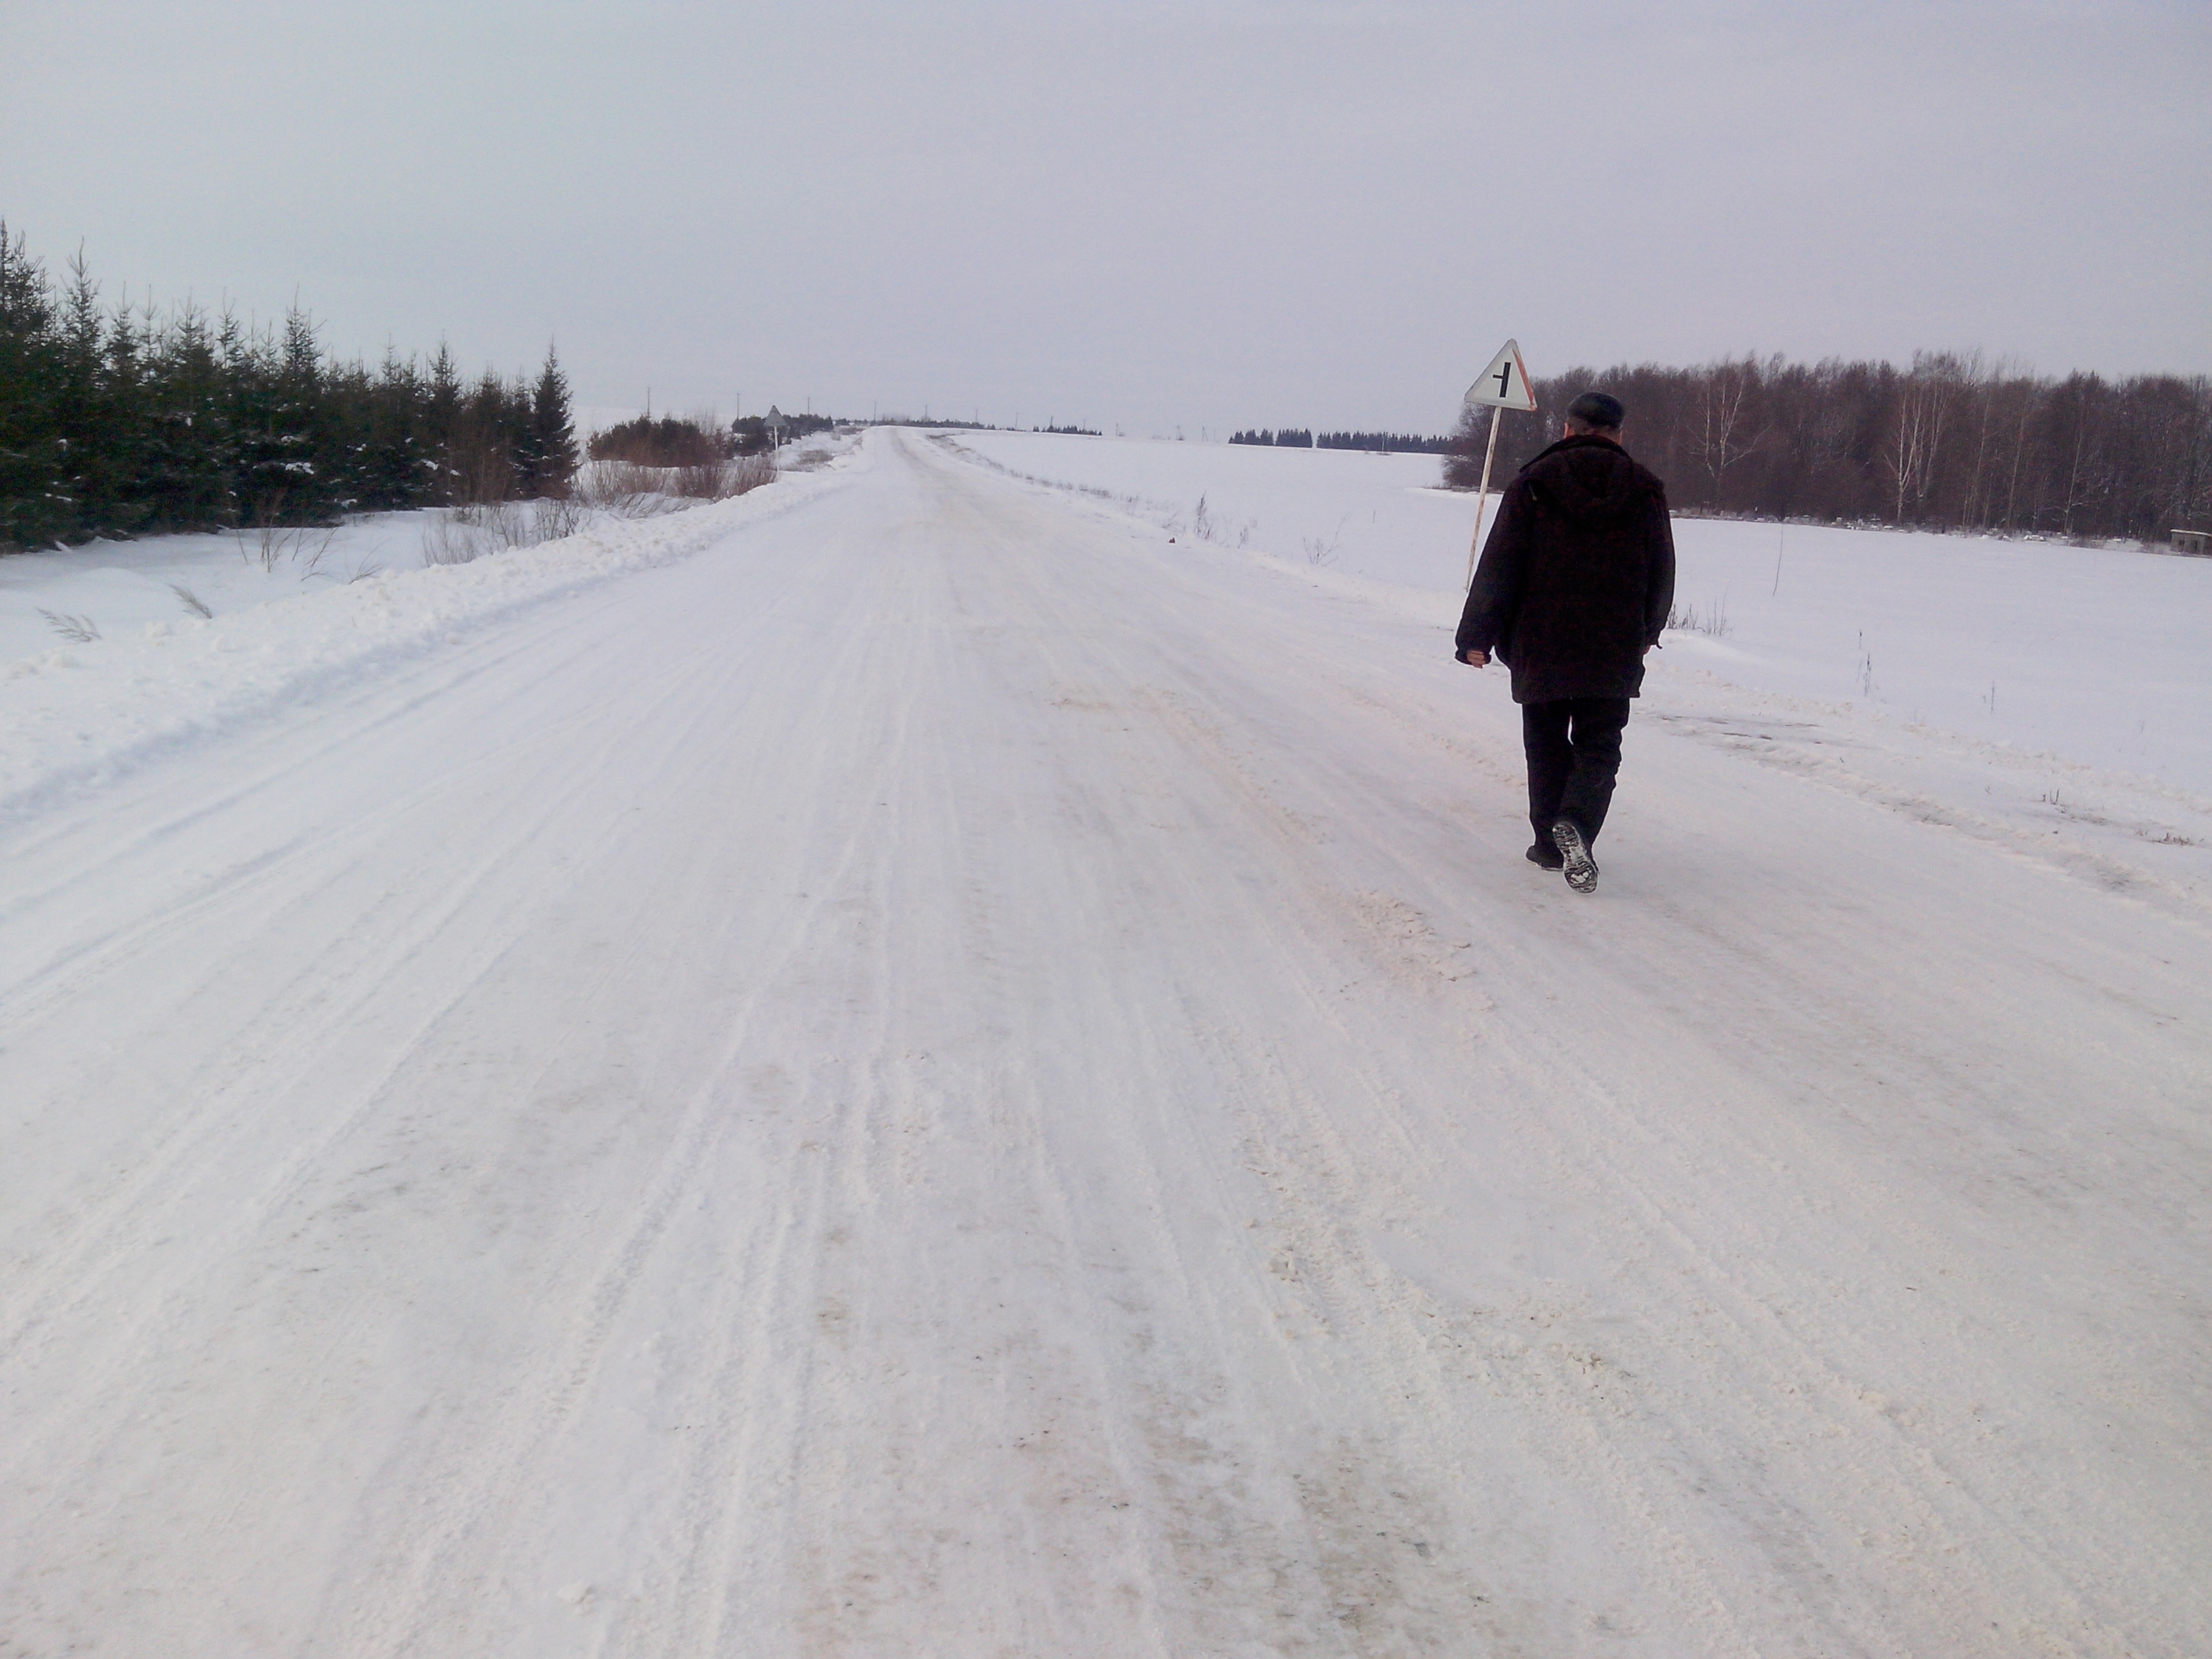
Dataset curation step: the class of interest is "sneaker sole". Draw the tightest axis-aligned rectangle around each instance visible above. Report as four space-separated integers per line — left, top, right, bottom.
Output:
1550 821 1599 894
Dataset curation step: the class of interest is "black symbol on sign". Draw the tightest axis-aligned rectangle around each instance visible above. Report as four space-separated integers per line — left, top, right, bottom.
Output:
1494 362 1513 398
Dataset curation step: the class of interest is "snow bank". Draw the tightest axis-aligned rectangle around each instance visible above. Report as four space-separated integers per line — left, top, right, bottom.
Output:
0 461 858 825
0 514 449 660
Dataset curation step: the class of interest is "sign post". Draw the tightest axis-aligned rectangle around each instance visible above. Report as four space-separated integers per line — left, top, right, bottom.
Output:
1462 339 1538 589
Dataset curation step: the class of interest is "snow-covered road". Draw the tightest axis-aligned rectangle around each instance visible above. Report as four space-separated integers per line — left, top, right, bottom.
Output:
4 428 2207 1656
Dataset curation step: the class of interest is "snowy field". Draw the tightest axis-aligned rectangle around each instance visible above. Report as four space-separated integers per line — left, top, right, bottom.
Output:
2 427 2209 1654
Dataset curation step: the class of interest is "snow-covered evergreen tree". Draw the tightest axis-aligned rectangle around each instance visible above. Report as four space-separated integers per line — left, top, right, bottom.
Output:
529 344 577 497
0 223 65 548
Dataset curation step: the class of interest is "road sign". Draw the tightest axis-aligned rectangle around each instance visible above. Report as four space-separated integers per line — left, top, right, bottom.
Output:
1465 340 1538 413
1460 339 1538 592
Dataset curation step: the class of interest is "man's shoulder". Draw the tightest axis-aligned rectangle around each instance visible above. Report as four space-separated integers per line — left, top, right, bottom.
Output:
1521 438 1668 510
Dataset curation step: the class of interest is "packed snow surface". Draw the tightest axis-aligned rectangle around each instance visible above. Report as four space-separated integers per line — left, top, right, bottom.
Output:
1 428 2207 1655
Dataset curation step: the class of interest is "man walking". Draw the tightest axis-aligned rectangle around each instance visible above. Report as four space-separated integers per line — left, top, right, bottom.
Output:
1454 391 1675 895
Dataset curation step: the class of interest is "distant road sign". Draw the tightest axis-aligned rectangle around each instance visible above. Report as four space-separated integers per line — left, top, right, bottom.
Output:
1465 340 1538 413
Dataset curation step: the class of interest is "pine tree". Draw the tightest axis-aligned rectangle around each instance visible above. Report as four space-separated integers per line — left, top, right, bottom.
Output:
144 301 235 529
100 291 156 534
275 305 333 520
447 367 519 506
226 317 276 523
0 222 65 549
216 302 269 527
357 346 430 512
528 343 577 497
424 341 462 502
321 354 375 513
49 251 109 539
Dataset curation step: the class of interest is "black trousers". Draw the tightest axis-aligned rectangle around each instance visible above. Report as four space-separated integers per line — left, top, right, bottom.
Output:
1522 697 1631 846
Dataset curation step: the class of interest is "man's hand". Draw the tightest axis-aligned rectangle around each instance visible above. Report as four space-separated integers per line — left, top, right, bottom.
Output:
1458 649 1490 668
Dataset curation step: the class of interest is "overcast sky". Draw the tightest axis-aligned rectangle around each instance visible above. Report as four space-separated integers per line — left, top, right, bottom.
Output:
5 1 2206 435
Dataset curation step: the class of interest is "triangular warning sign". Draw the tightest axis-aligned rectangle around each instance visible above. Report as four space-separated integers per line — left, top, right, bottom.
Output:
1464 340 1538 412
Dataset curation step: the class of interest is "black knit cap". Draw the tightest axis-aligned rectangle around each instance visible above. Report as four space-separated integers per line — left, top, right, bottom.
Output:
1566 391 1625 430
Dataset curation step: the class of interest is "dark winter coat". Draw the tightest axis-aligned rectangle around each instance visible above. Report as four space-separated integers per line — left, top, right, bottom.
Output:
1454 435 1676 704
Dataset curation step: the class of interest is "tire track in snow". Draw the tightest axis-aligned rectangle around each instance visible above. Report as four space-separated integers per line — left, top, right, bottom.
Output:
0 584 787 1387
916 430 2212 1654
338 535 909 1653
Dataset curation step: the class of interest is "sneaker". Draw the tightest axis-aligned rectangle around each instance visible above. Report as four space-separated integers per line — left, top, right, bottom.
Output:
1525 842 1563 870
1549 819 1599 894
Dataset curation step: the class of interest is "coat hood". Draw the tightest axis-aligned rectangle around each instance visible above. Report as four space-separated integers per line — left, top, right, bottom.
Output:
1521 435 1664 526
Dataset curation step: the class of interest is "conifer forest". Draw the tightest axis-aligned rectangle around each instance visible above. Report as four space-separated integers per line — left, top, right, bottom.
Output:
0 226 577 552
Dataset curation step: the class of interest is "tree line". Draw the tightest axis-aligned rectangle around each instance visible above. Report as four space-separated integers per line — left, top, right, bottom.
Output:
1446 352 2211 542
586 409 844 466
0 225 577 551
1317 430 1452 455
1231 429 1451 453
